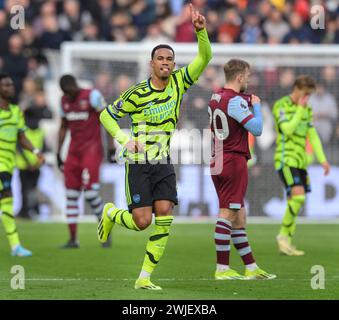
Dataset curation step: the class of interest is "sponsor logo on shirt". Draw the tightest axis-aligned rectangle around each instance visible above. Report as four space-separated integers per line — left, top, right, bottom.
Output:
66 112 89 121
112 99 123 113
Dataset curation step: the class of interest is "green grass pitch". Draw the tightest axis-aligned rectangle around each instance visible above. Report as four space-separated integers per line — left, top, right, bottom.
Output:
0 221 338 300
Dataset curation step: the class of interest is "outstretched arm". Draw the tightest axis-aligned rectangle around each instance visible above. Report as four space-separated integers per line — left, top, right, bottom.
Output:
185 4 212 83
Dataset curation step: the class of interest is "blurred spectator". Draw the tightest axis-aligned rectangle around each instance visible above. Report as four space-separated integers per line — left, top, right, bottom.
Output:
130 0 156 37
262 8 290 43
16 91 52 219
175 3 195 42
81 22 100 41
142 22 171 43
283 12 313 43
20 24 41 59
87 0 114 37
240 11 263 44
205 9 219 42
217 9 242 43
58 0 93 40
320 65 338 99
269 68 296 102
39 14 72 49
19 77 39 110
2 33 28 102
32 1 58 37
322 17 339 44
308 83 338 144
94 71 115 102
0 10 13 56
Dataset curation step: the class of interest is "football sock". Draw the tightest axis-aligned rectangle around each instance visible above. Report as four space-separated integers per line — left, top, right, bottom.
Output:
215 218 232 267
113 209 140 231
84 187 104 220
139 216 173 276
0 197 20 248
66 189 80 241
216 264 230 272
231 228 257 269
279 195 305 242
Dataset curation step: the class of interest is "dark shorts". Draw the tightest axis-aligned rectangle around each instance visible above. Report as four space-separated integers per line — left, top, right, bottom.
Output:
0 172 12 195
125 162 178 211
211 153 248 210
278 166 311 197
64 147 103 190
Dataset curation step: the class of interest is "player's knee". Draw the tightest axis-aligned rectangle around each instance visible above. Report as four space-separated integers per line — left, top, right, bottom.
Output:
154 203 174 216
291 194 306 205
134 216 152 230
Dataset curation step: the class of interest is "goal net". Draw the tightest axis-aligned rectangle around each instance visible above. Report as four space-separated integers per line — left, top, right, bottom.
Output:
55 42 339 219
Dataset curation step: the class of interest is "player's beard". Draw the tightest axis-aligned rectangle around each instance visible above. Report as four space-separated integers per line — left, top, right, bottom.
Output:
240 84 247 93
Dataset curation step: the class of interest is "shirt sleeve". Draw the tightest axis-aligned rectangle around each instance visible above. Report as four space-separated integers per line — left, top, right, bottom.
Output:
307 127 327 164
179 28 212 92
227 95 254 125
105 94 136 121
18 108 27 132
89 89 107 111
100 92 137 146
273 100 304 136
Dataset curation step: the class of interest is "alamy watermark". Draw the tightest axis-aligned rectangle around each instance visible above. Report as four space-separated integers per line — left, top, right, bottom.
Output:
10 265 25 290
10 5 25 30
310 265 325 290
310 5 326 30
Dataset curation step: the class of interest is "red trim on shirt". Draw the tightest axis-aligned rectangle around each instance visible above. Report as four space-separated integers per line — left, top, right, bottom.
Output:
241 114 254 125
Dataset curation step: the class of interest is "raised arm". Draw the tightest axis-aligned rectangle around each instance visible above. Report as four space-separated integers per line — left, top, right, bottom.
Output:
185 4 212 83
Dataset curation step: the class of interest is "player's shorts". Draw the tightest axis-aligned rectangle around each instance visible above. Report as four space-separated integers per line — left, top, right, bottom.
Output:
211 153 248 210
125 161 178 211
0 172 12 195
277 166 311 197
64 146 103 190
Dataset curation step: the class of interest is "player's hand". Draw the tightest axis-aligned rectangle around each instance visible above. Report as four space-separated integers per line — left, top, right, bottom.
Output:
125 140 144 153
36 152 45 167
297 95 309 107
57 153 64 172
190 3 206 31
321 161 330 176
251 95 261 105
107 148 116 163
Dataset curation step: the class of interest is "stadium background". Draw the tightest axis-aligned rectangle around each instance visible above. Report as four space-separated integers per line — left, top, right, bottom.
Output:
1 0 339 220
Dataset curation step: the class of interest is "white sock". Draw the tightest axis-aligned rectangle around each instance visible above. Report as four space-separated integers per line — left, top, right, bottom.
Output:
216 264 230 272
139 270 151 279
246 263 258 271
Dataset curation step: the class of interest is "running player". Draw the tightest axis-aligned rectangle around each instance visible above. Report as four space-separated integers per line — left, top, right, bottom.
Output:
97 4 212 290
